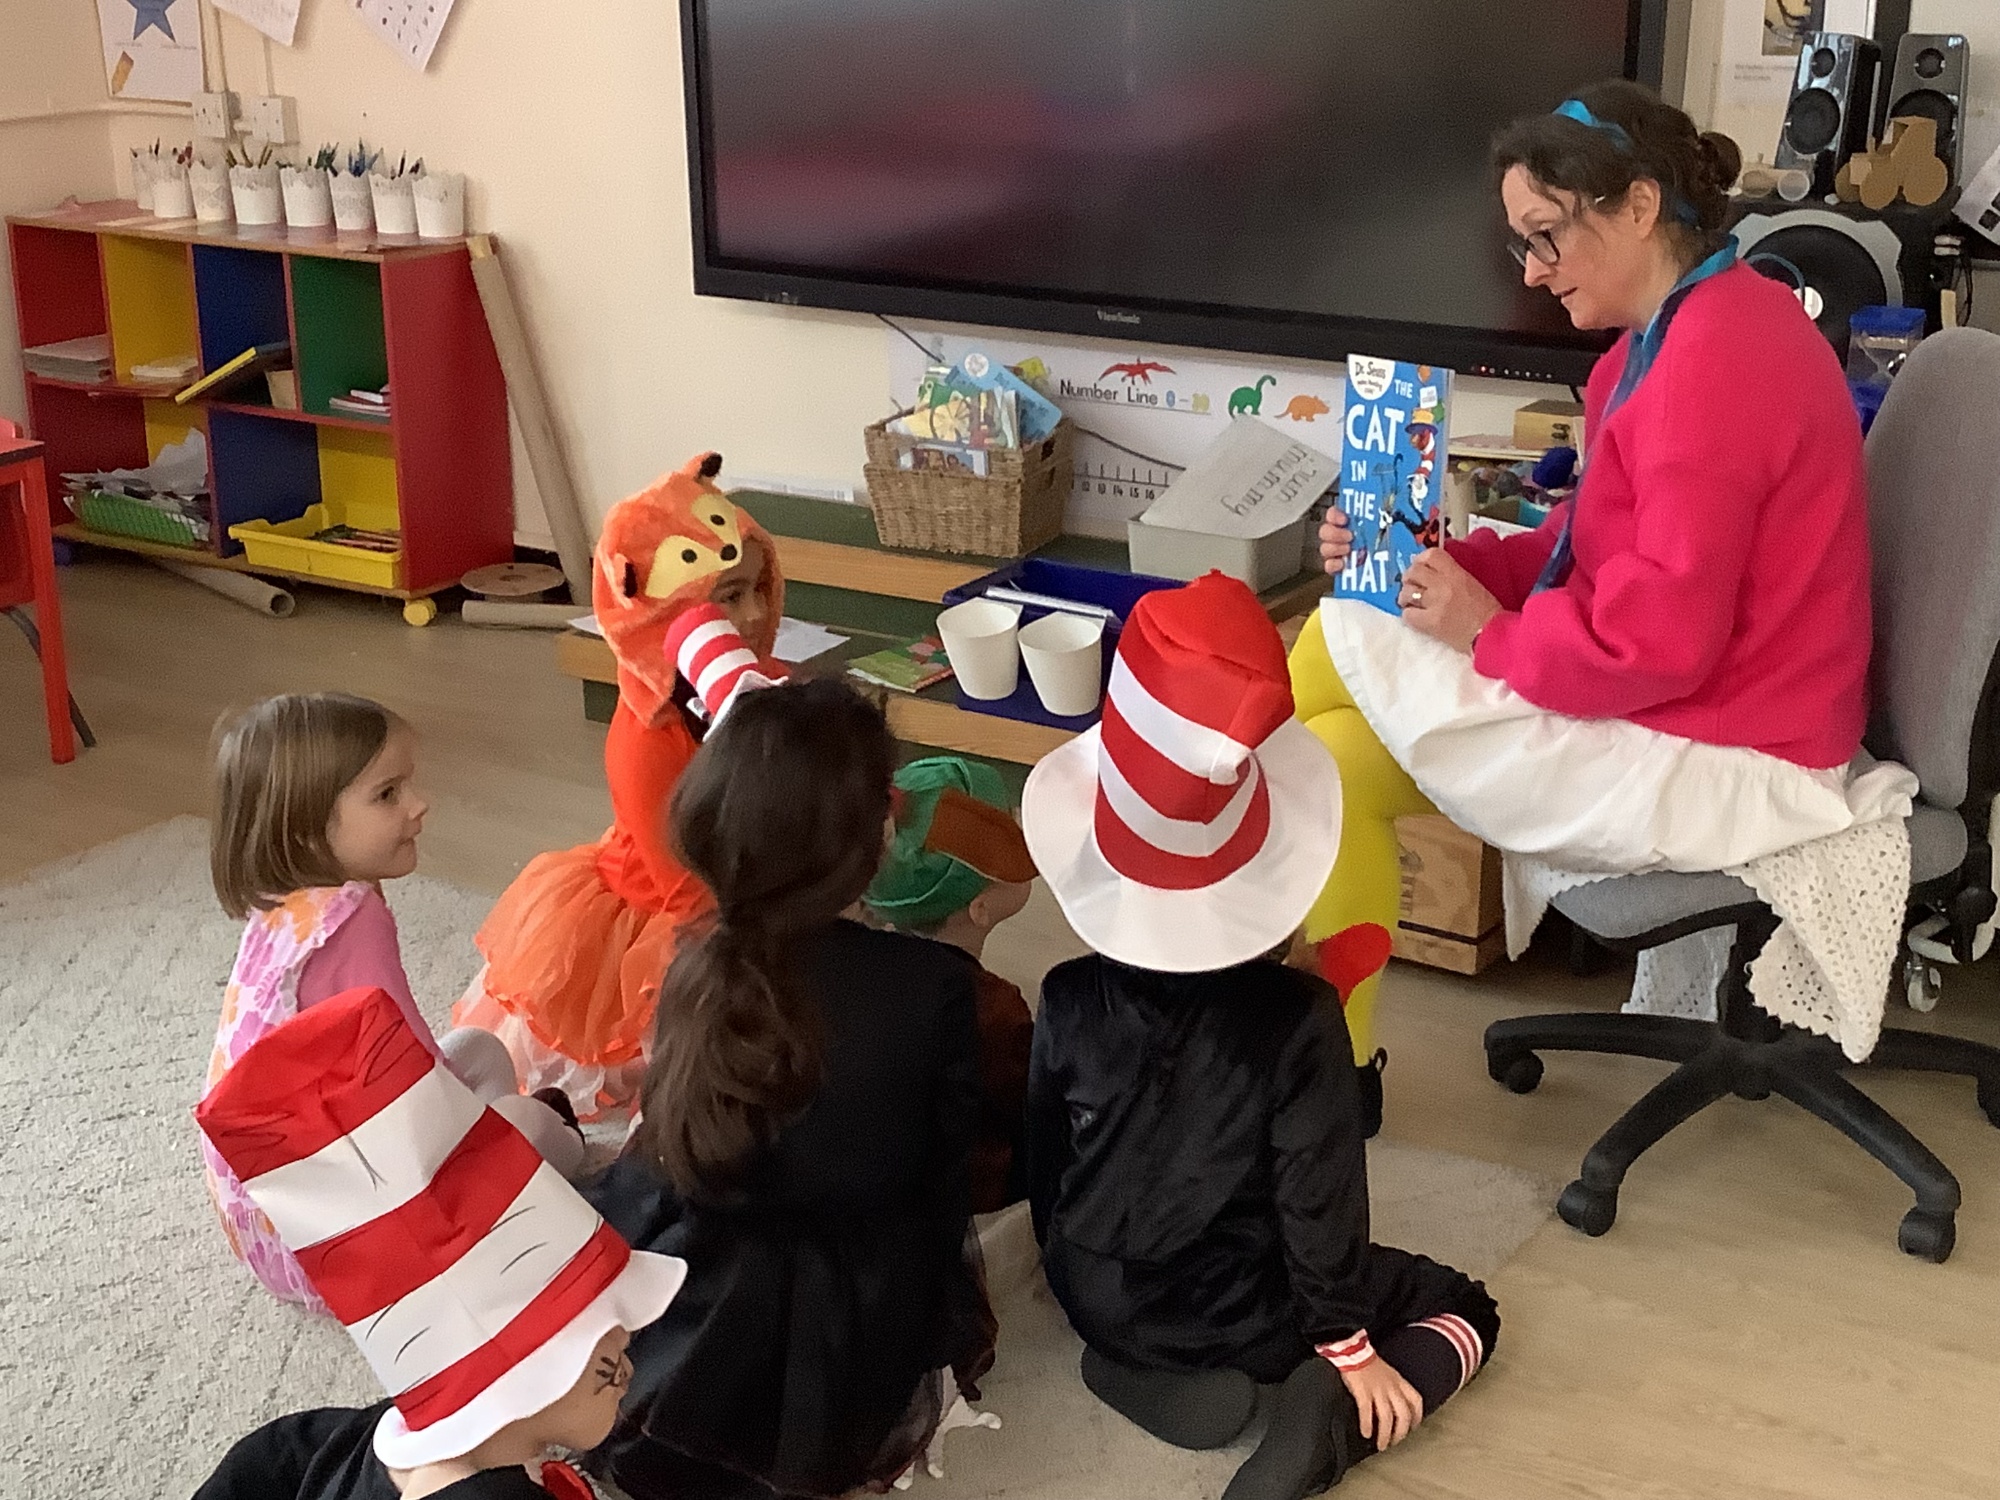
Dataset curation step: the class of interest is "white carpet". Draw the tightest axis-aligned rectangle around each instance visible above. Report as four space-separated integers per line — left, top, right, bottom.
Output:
0 819 1557 1499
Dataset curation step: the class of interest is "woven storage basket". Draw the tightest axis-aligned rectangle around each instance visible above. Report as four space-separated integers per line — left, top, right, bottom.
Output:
863 417 1072 556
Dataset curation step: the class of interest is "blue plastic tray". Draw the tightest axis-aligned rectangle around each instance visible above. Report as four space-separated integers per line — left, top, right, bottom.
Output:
938 557 1182 730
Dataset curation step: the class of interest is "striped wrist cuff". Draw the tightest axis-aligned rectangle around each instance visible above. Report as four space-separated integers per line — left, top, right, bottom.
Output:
1315 1331 1377 1371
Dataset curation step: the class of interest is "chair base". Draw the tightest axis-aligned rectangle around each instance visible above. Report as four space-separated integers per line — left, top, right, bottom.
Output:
1485 1006 2000 1263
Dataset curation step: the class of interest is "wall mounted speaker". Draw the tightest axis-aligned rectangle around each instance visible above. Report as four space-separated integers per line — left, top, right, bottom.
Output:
1732 200 1943 352
1881 33 1968 187
1775 33 1882 200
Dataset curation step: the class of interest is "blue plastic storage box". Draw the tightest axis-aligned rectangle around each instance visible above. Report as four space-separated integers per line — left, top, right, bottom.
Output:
937 557 1182 730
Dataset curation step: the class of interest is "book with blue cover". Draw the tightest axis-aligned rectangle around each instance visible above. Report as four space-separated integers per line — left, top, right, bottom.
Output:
1332 356 1452 614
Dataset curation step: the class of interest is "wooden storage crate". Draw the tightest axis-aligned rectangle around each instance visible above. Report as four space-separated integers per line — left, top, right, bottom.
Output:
1393 814 1506 974
863 416 1072 557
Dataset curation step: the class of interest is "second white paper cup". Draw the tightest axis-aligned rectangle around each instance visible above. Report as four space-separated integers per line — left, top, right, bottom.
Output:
937 597 1022 701
1019 612 1105 717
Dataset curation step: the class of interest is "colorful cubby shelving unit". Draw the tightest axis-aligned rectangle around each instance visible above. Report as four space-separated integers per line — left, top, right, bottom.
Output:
6 201 513 624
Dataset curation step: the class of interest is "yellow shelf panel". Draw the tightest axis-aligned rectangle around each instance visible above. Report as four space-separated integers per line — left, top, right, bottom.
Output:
143 398 204 462
101 235 197 383
316 425 399 534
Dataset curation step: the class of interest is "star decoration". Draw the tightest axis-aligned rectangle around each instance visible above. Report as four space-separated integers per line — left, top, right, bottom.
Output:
129 0 177 42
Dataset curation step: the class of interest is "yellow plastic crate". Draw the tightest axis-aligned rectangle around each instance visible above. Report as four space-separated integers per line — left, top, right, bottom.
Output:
229 503 402 589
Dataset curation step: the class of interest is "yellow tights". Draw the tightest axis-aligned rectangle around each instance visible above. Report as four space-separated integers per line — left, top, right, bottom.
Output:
1287 615 1436 1062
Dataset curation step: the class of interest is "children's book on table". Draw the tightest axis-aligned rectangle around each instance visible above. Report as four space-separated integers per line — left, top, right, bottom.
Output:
1333 356 1453 614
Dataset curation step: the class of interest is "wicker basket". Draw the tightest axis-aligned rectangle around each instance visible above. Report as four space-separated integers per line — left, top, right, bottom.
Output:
863 417 1072 556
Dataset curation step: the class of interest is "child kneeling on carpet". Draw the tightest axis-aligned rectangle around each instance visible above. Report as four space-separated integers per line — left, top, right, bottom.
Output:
203 693 584 1316
1021 574 1500 1500
193 985 687 1500
583 678 998 1500
865 755 1038 1214
453 454 788 1117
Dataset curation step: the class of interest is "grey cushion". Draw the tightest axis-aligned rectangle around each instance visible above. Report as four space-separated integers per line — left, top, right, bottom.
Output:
1550 805 1969 943
1864 328 2000 809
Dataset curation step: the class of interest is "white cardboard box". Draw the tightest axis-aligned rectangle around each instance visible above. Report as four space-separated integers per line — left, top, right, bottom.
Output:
1128 416 1334 590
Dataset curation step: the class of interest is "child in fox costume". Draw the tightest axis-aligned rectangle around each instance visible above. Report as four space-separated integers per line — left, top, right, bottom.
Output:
455 453 784 1113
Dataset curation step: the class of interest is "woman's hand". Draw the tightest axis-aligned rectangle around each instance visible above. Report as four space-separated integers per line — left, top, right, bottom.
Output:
1399 548 1502 654
1317 510 1353 576
1337 1357 1425 1451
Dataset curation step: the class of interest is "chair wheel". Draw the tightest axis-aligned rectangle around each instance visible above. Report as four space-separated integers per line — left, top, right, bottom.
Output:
1557 1180 1618 1237
1898 1208 1956 1263
1488 1050 1544 1095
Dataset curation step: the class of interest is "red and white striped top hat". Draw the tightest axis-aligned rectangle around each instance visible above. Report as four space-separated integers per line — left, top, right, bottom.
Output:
1021 572 1342 971
195 988 687 1468
664 602 783 727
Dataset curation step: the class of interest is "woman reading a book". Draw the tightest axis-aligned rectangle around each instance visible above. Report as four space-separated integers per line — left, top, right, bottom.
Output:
1293 81 1914 1093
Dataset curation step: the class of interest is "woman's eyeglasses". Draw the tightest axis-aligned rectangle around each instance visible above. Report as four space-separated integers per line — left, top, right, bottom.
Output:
1506 227 1565 269
1504 196 1607 270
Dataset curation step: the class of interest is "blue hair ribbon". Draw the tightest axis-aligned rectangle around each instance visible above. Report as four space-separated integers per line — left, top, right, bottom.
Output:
1552 98 1701 226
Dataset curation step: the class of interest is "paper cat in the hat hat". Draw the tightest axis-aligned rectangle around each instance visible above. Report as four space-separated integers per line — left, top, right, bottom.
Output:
454 454 787 1116
194 985 686 1500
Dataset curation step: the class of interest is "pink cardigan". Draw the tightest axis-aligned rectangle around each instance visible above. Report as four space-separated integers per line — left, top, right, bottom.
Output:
1449 263 1871 769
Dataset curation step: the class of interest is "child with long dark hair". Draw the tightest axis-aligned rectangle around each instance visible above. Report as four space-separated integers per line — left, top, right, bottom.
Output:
584 677 997 1500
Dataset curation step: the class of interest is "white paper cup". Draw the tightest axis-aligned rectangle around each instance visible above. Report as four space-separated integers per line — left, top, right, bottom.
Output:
281 166 334 228
370 174 418 235
330 173 374 231
936 598 1022 701
230 165 283 226
1019 612 1105 717
413 171 465 239
190 161 233 223
132 153 155 211
151 166 193 219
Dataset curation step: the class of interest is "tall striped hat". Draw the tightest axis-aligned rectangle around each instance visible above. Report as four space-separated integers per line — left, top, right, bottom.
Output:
665 601 783 727
195 987 687 1468
1021 572 1342 972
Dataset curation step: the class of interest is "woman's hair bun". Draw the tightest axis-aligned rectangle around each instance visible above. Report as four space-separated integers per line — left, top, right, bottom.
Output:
1697 131 1743 193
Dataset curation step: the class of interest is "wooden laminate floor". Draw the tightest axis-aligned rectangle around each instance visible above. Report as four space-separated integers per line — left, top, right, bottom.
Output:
6 554 1999 1498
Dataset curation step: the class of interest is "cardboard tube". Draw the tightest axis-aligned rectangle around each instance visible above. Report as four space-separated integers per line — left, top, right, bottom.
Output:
156 559 295 617
467 235 594 606
461 600 581 630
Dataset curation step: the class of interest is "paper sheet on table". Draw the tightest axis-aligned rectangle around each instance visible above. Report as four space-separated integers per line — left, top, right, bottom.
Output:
1137 416 1337 540
210 0 300 46
568 614 849 666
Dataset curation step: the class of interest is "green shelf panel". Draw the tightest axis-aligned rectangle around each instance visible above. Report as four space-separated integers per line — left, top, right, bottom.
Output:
291 257 388 417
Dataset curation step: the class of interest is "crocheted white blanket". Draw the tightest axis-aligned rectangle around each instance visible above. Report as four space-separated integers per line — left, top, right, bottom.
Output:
1504 814 1911 1062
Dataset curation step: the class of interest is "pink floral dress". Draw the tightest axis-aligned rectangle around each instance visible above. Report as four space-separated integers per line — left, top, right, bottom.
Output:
200 883 372 1315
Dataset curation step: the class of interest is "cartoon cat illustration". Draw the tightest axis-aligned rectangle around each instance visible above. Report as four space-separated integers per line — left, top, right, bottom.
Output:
1277 393 1331 422
1228 375 1276 416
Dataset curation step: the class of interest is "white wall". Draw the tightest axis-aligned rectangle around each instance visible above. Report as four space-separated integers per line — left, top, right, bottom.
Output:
0 0 154 426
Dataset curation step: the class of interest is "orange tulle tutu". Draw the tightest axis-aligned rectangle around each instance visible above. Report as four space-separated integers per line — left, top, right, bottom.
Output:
455 839 710 1114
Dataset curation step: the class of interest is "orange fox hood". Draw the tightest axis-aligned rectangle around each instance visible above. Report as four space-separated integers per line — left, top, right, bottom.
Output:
592 453 784 725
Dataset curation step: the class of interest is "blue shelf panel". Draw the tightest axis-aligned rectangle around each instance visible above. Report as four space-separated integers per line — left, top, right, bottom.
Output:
192 245 291 377
209 407 321 553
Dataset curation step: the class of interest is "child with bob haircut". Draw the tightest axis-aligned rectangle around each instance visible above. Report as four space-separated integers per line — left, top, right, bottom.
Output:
204 692 581 1315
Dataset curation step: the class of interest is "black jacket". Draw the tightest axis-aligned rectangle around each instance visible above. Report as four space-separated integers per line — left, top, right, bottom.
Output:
1027 955 1378 1371
587 920 995 1499
192 1402 561 1500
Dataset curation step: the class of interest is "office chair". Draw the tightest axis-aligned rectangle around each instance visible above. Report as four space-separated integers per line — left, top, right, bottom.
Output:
1483 328 2000 1263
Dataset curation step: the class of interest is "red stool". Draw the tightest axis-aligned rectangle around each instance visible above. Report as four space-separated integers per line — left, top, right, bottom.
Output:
1 417 92 763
